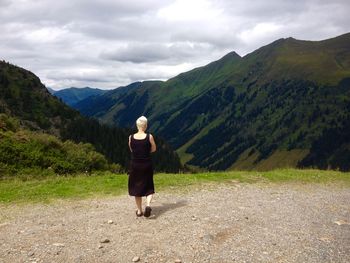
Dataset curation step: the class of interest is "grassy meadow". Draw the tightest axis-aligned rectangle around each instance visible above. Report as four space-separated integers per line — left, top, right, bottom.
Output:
0 169 349 204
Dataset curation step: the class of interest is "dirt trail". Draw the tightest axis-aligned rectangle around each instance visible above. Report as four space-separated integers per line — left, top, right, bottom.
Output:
0 182 349 263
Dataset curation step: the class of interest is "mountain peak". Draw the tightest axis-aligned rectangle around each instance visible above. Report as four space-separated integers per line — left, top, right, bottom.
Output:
222 51 241 59
208 50 242 68
284 37 296 41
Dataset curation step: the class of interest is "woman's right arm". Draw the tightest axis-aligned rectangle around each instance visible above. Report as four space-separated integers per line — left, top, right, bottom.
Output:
149 134 157 153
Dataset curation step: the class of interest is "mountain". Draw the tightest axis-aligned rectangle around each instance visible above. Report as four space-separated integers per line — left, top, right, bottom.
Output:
53 87 107 107
0 60 78 134
0 60 182 173
75 33 350 171
46 87 56 94
74 81 157 117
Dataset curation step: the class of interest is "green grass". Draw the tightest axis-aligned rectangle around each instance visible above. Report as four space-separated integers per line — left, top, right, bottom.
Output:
0 169 349 204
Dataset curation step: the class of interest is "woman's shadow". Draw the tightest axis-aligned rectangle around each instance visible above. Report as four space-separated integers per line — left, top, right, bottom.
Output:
148 199 187 219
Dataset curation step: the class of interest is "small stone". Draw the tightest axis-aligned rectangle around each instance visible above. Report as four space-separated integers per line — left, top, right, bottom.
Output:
100 238 110 243
108 220 114 224
28 251 35 256
52 243 65 247
319 237 331 242
175 259 182 263
203 233 214 242
191 216 197 221
132 256 140 262
98 244 104 249
334 220 349 226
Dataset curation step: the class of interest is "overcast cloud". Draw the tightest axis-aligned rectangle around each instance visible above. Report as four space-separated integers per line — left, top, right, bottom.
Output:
0 0 349 90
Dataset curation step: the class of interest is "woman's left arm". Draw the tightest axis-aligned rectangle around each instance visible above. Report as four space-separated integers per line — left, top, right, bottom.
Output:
149 134 157 153
128 135 132 152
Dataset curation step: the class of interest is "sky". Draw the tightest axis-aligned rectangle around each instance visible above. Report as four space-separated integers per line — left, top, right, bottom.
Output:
0 0 349 90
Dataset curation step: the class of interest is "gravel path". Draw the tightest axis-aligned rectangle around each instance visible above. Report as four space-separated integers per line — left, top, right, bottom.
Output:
0 181 349 263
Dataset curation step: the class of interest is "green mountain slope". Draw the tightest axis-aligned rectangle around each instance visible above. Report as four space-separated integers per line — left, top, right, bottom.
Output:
74 81 163 119
53 87 107 107
73 33 350 171
0 61 77 134
0 61 182 173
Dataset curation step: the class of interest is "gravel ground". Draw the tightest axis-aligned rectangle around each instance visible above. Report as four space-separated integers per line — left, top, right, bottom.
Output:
0 181 349 263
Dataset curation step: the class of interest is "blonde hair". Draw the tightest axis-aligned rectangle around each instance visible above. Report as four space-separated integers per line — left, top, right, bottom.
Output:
136 116 147 130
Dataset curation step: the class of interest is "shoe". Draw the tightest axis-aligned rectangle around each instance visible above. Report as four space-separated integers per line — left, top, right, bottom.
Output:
136 210 143 217
144 206 152 217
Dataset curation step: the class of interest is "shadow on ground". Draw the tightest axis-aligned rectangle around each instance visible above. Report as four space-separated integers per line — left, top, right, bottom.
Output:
147 200 188 219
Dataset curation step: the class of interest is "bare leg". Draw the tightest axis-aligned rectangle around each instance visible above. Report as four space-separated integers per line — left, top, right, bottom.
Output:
146 194 153 207
135 196 142 213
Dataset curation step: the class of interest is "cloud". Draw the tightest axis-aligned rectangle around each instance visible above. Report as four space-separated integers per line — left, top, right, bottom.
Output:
0 0 349 90
99 42 217 64
238 22 283 47
157 0 222 22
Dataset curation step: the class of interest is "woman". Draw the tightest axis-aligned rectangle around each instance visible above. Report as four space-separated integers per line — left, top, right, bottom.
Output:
128 116 157 218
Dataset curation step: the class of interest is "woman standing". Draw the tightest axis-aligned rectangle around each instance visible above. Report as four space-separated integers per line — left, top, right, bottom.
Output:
128 116 157 217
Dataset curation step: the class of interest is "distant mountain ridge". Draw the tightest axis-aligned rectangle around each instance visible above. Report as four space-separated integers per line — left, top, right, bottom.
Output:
52 87 107 107
46 87 56 94
74 81 156 117
74 33 350 171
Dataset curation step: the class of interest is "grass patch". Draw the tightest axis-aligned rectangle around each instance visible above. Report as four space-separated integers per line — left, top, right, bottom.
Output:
260 168 350 183
0 171 127 204
0 169 349 204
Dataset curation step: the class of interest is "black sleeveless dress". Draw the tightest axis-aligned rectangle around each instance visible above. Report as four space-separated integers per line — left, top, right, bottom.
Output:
128 133 155 197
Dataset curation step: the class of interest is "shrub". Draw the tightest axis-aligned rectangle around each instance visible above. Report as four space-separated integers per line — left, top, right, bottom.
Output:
0 113 20 132
0 129 114 176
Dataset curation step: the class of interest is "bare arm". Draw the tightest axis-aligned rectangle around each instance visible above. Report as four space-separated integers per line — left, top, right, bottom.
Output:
128 135 132 152
149 134 157 153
